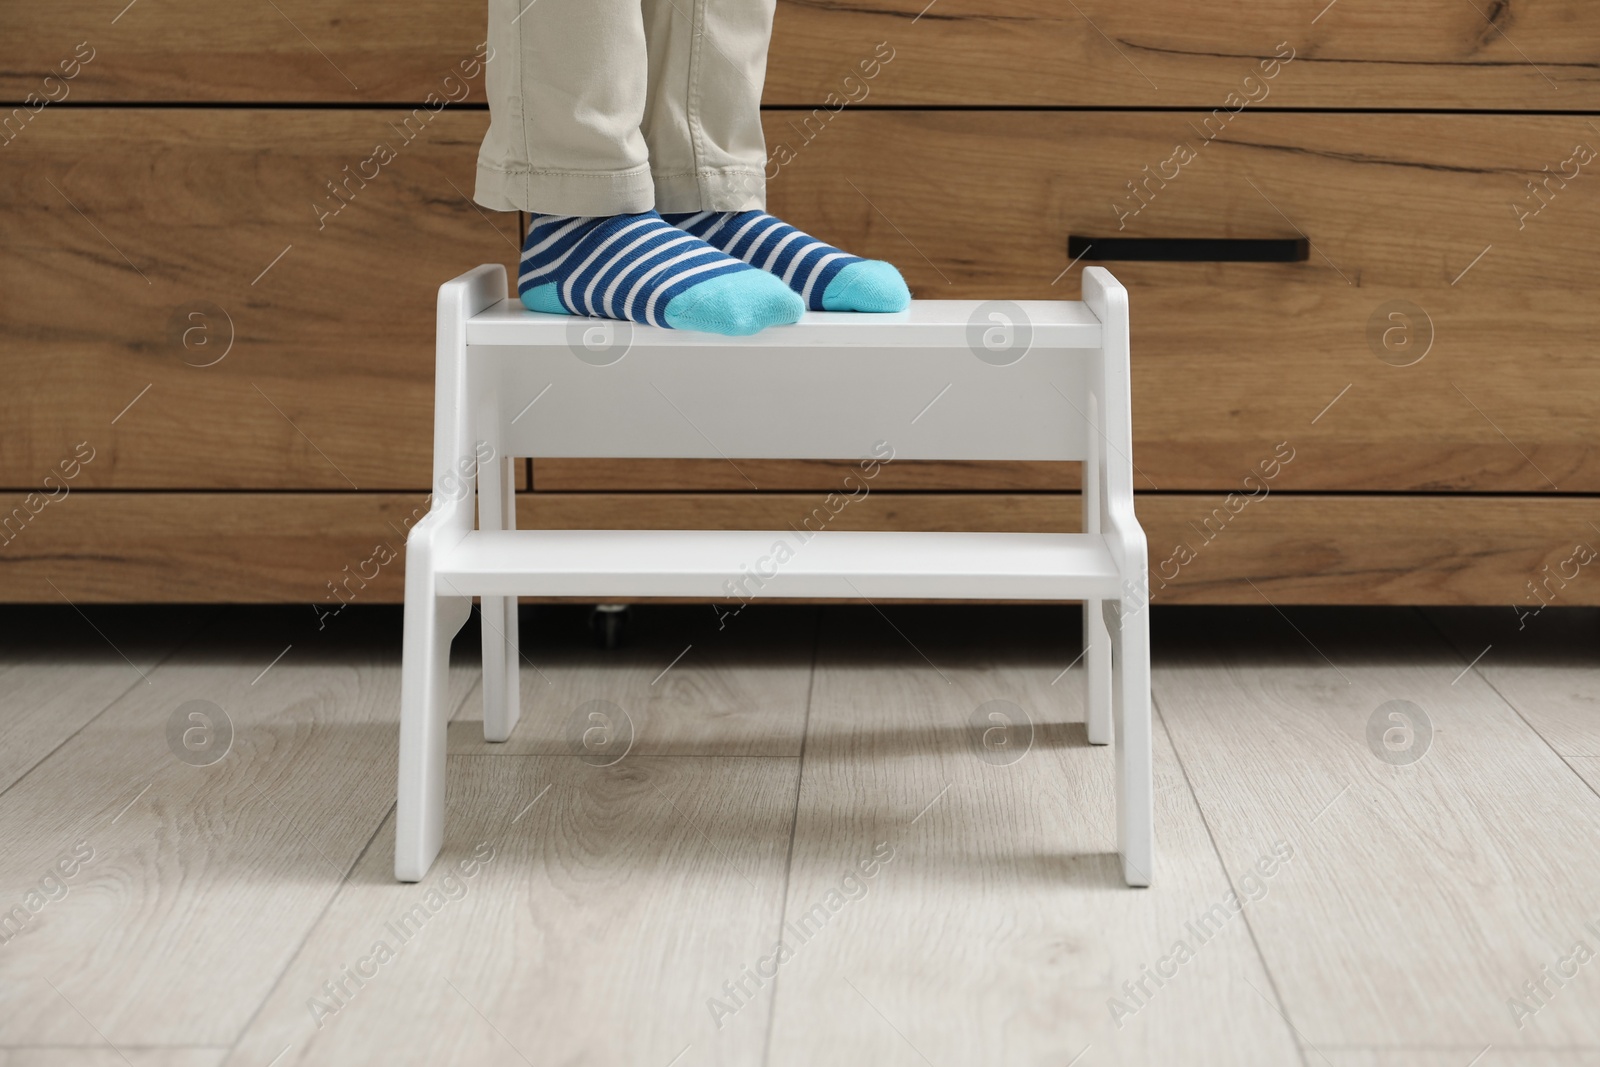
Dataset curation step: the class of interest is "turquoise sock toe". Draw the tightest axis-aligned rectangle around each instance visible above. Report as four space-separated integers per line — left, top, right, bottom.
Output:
663 210 911 313
821 259 911 313
520 282 567 314
663 270 804 336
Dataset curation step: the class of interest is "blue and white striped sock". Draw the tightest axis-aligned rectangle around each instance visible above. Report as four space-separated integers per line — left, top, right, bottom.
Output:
662 211 911 313
518 211 803 336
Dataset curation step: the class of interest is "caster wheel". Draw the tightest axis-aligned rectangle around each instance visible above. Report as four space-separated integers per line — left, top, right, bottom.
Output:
589 604 630 649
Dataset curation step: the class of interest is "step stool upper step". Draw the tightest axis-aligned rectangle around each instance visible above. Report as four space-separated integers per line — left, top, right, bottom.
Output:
456 300 1109 463
466 299 1104 348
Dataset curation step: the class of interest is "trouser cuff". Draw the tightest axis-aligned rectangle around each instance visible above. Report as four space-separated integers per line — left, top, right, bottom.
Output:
474 161 657 216
652 167 767 214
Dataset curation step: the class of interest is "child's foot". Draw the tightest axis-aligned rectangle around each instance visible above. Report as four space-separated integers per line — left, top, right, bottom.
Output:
518 212 803 336
663 211 911 313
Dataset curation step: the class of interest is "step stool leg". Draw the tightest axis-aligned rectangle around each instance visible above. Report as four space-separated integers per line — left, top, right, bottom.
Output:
1084 599 1112 745
396 591 471 881
481 596 520 741
1108 598 1153 887
481 455 521 743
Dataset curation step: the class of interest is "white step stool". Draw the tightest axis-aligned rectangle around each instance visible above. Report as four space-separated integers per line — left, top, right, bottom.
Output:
397 263 1153 886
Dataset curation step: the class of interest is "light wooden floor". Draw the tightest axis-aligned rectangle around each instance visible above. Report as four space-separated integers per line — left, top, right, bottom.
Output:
1 602 1598 1067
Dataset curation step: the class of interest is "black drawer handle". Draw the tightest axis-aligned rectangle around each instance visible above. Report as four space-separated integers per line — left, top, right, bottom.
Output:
1068 236 1309 263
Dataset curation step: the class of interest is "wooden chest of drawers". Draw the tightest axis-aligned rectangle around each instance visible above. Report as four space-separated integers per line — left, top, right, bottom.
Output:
3 1 1595 605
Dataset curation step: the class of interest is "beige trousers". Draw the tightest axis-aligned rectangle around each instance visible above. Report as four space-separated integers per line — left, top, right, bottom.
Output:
474 0 774 216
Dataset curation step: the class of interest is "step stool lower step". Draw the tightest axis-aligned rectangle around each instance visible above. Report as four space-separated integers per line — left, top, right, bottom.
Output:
435 529 1123 600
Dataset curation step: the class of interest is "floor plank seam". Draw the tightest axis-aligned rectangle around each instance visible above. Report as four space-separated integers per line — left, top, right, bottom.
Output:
1418 607 1600 801
221 799 397 1063
0 605 217 803
1150 688 1314 1067
1468 665 1600 803
758 605 821 1067
218 662 482 1057
10 606 1597 1059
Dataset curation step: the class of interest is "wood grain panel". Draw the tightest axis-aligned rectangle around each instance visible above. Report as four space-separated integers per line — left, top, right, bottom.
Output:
766 110 1600 492
532 459 1074 491
0 8 490 105
767 1 1600 109
0 109 514 489
4 491 1597 606
1140 493 1600 605
515 492 1082 532
7 111 1595 493
4 1 1598 107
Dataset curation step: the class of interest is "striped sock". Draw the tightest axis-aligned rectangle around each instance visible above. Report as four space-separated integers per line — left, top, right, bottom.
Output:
517 211 803 336
662 211 911 313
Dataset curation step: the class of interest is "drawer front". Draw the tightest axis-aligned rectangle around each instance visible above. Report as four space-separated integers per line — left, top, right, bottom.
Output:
6 2 1597 107
1 109 514 489
769 1 1600 109
2 491 1588 606
531 460 1073 492
763 110 1600 493
6 110 1593 493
